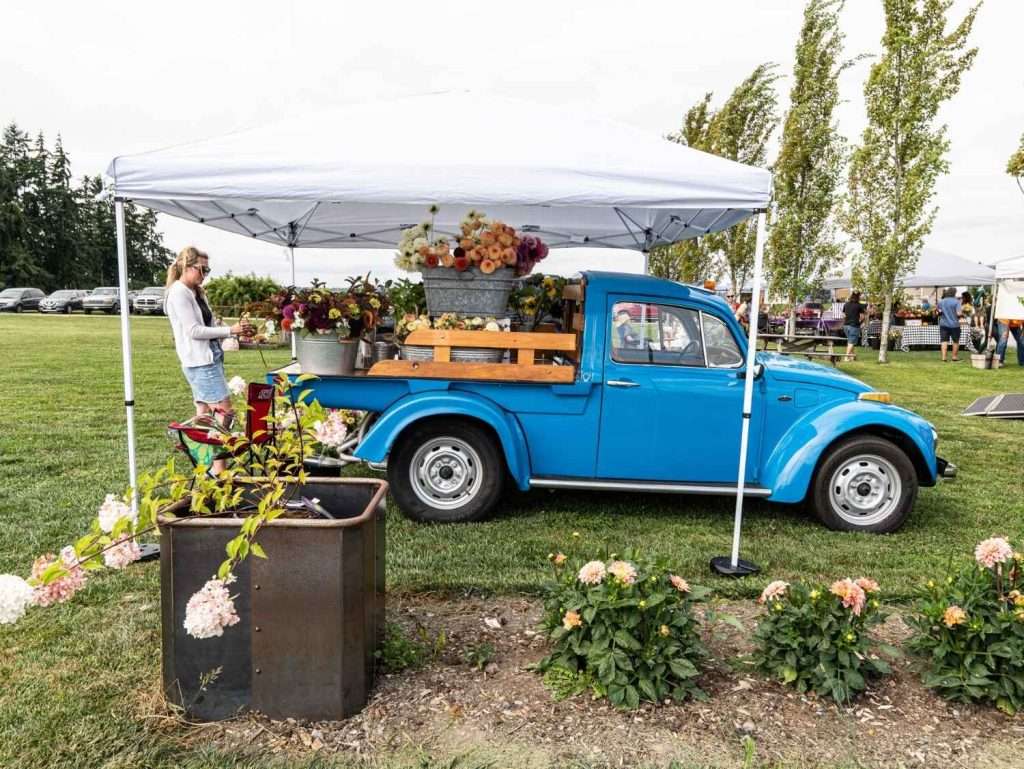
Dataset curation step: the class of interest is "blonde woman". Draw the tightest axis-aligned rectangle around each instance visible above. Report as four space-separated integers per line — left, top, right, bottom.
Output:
165 247 251 470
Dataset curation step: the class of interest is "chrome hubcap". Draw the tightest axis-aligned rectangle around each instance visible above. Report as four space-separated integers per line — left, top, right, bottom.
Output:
829 454 902 526
409 436 481 510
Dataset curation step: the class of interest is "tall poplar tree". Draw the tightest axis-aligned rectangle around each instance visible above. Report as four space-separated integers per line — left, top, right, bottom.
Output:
768 0 852 336
843 0 979 363
1009 131 1024 196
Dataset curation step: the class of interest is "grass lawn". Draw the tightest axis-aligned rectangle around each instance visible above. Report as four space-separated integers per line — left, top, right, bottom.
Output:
1 313 1023 768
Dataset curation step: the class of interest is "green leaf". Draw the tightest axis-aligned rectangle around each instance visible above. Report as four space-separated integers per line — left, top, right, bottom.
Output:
638 677 658 703
669 658 698 680
251 542 268 559
782 666 798 684
613 629 641 651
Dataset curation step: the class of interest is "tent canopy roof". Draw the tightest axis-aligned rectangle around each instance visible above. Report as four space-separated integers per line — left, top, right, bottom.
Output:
105 91 772 251
995 255 1024 279
824 248 995 290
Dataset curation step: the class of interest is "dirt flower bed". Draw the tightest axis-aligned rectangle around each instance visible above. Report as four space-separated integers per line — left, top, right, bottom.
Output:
162 594 1024 768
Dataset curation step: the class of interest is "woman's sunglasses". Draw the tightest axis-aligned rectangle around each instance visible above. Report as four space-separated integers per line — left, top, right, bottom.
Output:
191 265 211 276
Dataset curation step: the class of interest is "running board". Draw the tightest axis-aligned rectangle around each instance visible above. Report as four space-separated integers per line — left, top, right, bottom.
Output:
528 478 772 497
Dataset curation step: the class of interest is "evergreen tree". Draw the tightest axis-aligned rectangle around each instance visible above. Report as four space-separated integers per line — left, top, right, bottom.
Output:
843 0 979 363
769 0 853 337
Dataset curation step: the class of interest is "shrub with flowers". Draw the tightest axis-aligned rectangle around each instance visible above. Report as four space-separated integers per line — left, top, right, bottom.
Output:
751 576 894 704
268 276 389 338
394 206 548 277
535 547 710 709
908 536 1024 714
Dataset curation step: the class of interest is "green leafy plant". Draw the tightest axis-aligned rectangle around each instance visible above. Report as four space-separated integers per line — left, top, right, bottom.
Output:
376 622 430 673
463 641 495 671
750 577 896 704
204 272 282 315
907 537 1024 715
535 547 709 709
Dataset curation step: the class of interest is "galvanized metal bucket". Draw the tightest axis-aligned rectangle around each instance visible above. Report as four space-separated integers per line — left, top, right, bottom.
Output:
295 333 358 376
371 340 399 363
400 345 504 363
422 266 515 317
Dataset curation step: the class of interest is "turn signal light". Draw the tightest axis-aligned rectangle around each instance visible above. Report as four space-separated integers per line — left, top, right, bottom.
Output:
858 392 892 404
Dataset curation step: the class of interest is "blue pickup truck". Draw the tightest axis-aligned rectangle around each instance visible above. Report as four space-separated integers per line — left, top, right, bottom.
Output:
288 272 952 533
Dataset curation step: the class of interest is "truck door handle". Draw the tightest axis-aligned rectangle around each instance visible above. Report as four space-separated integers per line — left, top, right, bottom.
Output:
606 379 640 388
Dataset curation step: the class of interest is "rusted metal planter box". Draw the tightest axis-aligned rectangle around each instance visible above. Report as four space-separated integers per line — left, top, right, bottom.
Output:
159 478 387 722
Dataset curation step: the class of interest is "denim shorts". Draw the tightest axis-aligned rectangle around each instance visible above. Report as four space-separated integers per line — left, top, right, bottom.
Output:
843 324 861 345
182 341 229 404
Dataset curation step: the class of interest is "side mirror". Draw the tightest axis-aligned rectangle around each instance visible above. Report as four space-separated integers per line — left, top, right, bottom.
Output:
736 363 764 381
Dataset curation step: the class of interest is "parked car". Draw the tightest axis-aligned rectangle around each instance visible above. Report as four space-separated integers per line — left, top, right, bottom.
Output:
796 301 824 319
133 286 166 315
82 287 123 314
278 272 954 534
0 287 45 312
39 289 88 314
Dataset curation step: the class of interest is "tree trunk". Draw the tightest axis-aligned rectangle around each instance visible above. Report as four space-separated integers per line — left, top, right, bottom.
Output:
787 306 797 341
877 291 893 364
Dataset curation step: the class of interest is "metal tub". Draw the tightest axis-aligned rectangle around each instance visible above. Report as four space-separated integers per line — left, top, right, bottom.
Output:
159 478 387 721
422 265 515 316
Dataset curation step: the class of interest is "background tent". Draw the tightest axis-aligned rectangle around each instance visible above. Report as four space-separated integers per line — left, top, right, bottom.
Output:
106 91 773 573
994 255 1024 321
822 247 995 291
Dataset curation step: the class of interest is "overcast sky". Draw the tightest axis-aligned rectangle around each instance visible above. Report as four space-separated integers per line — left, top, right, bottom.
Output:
2 0 1021 285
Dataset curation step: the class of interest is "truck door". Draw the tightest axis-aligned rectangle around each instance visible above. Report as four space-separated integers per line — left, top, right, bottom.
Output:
596 297 762 484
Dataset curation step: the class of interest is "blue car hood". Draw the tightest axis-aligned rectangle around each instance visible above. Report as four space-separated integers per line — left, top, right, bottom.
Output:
757 352 871 395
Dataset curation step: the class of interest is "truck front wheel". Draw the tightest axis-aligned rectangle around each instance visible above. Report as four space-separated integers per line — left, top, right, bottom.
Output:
388 420 505 523
810 435 917 534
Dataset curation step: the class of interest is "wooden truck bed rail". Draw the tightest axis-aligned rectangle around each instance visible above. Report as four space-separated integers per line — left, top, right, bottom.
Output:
367 329 577 383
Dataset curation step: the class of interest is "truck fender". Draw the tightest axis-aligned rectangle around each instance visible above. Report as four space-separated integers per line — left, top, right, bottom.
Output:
763 401 936 504
353 391 532 490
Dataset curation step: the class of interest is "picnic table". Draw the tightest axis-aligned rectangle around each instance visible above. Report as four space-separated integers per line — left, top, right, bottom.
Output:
757 334 849 366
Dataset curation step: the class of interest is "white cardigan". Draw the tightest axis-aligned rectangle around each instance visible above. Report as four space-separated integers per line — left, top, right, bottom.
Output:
165 281 232 367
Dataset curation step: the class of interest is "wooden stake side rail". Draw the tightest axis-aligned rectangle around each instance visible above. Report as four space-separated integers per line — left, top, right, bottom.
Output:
367 328 577 383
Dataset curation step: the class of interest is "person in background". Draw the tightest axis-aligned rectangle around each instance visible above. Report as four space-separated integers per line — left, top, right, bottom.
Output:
734 293 750 328
841 291 866 360
937 287 962 362
995 318 1024 366
613 308 640 349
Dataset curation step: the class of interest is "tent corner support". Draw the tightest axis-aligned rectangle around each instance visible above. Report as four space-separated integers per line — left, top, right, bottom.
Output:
115 199 139 512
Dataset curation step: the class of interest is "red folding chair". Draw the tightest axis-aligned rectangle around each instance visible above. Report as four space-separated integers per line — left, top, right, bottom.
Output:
168 383 275 472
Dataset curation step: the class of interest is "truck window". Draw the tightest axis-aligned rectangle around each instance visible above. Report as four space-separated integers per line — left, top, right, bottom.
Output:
610 302 704 367
701 313 744 368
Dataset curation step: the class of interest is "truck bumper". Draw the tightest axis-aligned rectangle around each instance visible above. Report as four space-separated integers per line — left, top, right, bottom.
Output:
936 456 957 479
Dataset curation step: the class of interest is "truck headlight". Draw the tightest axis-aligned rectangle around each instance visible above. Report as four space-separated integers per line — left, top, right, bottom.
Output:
931 427 939 451
858 391 892 404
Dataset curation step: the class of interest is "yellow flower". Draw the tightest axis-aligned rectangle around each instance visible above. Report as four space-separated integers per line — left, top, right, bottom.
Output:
772 602 784 612
369 297 381 309
347 303 360 317
328 308 341 319
870 599 880 609
659 625 670 637
571 531 580 538
809 589 821 600
547 552 554 561
562 610 582 631
926 580 936 589
845 631 856 643
638 600 647 610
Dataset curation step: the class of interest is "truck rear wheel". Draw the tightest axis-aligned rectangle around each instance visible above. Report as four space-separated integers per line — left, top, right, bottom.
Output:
810 435 917 534
388 419 505 523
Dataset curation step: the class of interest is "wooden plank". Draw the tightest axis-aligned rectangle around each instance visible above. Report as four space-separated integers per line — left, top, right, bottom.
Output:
368 359 575 383
404 328 577 352
572 313 584 331
517 349 535 366
433 346 450 363
562 283 584 302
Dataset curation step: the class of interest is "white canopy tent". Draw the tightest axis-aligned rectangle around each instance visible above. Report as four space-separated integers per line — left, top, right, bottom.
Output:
106 92 772 573
823 247 995 292
993 255 1024 322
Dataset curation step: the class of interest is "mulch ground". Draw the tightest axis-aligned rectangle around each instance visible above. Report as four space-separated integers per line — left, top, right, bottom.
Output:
161 595 1024 768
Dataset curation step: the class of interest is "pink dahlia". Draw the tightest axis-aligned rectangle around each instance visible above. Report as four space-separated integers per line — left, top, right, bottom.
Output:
855 577 880 594
103 535 142 570
669 574 691 594
758 580 789 604
183 576 240 639
577 560 606 586
607 560 638 585
31 547 87 607
975 537 1013 569
830 578 867 616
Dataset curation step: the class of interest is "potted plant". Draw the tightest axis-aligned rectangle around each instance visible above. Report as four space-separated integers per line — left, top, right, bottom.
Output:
269 277 389 376
397 313 505 362
1 377 386 722
394 206 549 317
509 274 567 331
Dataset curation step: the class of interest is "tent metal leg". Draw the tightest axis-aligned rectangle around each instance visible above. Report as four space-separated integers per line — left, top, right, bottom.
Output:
114 200 139 512
289 245 297 360
712 211 766 578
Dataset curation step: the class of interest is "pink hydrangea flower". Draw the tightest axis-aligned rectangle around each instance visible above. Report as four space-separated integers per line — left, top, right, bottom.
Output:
577 560 606 586
669 574 691 594
830 578 867 616
103 535 142 570
31 547 87 607
184 576 241 639
855 577 880 594
607 560 637 585
758 580 789 604
975 537 1013 569
313 410 350 450
97 493 137 534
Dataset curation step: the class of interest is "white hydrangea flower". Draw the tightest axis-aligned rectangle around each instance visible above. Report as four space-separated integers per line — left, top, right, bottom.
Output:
228 376 246 396
0 574 35 624
184 577 240 639
97 494 137 534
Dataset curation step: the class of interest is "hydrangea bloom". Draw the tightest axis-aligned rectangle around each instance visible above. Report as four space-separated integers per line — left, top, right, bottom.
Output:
607 560 637 585
759 580 789 604
104 535 142 570
313 410 350 450
830 578 867 616
227 376 247 396
31 547 87 607
577 560 606 586
669 574 691 594
943 605 967 628
183 577 240 639
97 493 137 534
975 537 1013 569
562 610 582 631
0 574 34 624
